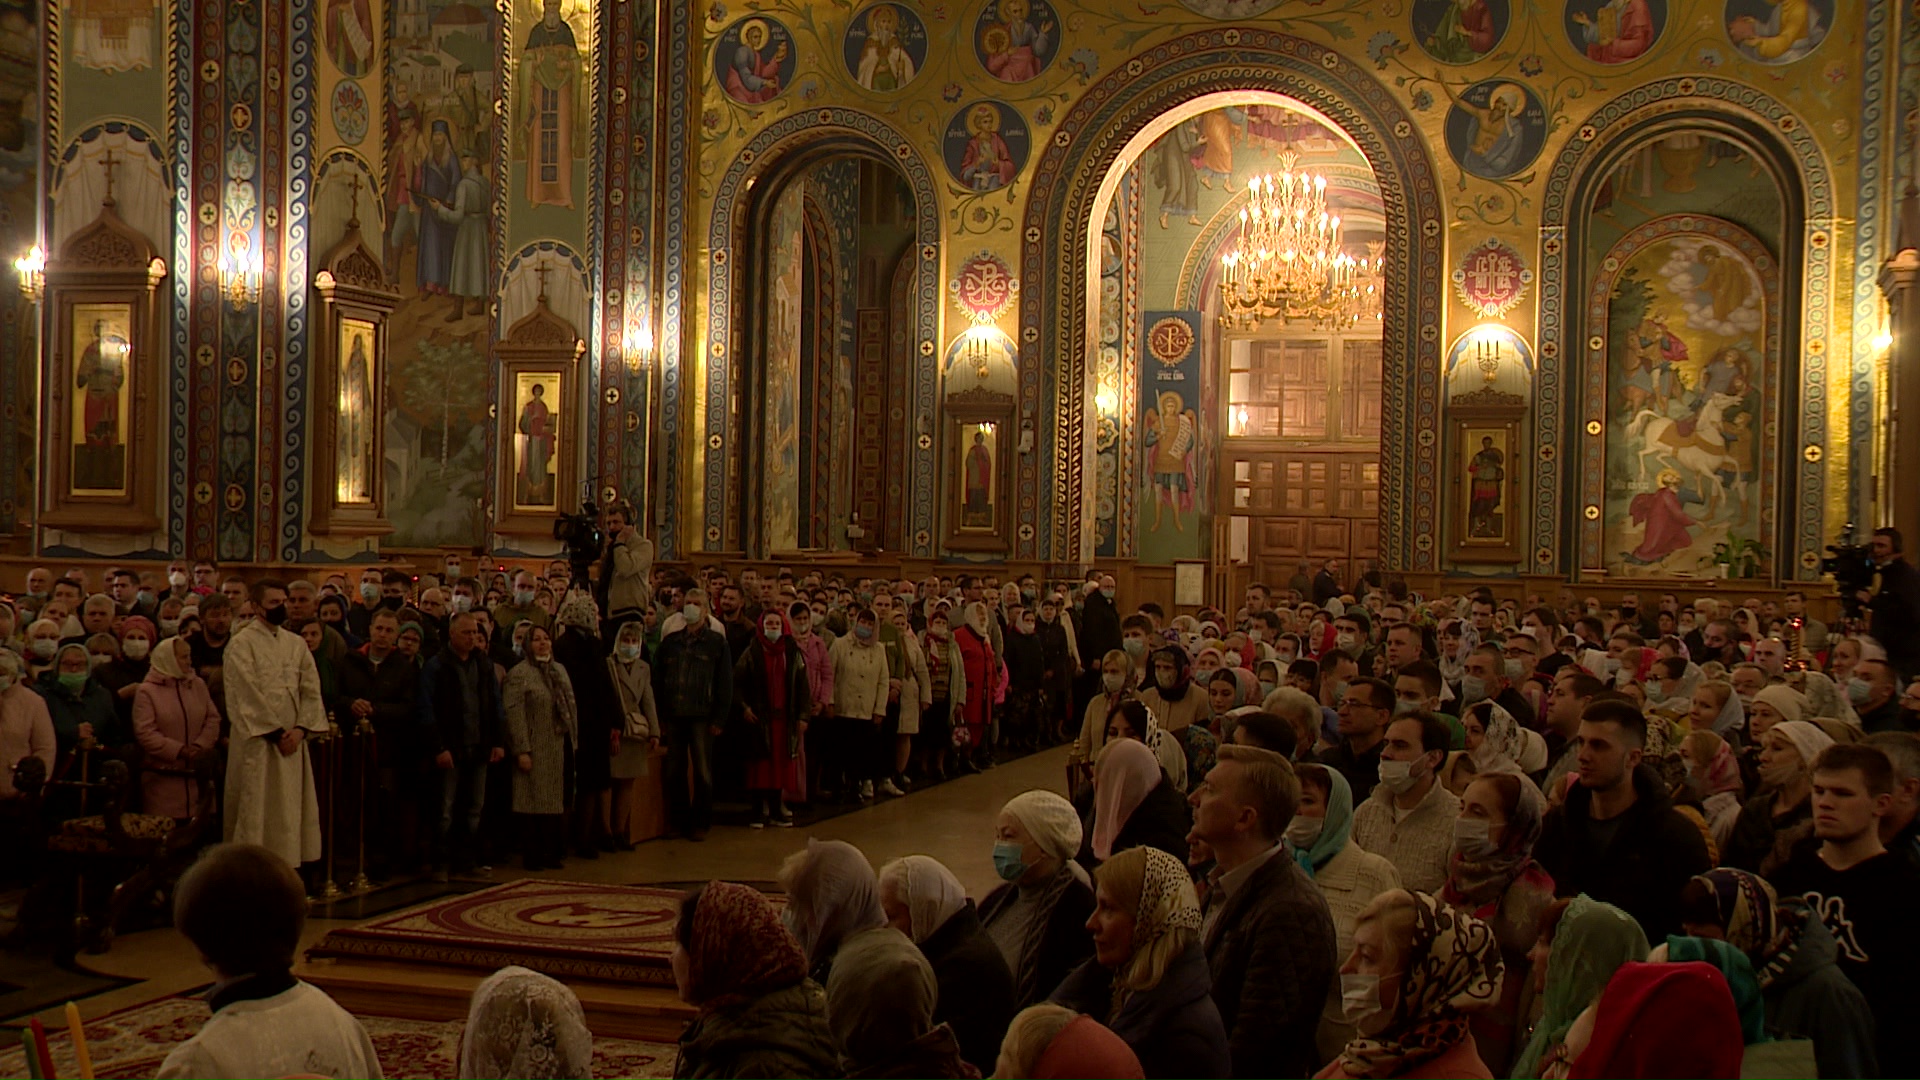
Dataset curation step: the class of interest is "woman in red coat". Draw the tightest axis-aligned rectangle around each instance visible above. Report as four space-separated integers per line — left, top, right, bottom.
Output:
954 602 998 773
131 635 221 819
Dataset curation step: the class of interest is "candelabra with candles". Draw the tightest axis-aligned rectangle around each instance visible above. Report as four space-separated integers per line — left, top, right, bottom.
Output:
1218 152 1349 330
14 245 43 304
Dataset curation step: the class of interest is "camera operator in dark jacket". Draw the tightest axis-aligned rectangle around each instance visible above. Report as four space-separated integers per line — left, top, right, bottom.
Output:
651 588 733 841
1866 528 1920 678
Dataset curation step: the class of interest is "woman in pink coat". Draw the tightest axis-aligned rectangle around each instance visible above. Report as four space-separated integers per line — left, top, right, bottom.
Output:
132 635 221 819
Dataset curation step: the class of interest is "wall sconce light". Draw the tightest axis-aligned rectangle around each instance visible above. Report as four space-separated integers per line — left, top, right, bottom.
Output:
14 245 43 304
1466 325 1509 386
1874 330 1894 351
1095 388 1119 415
624 315 652 374
221 250 260 309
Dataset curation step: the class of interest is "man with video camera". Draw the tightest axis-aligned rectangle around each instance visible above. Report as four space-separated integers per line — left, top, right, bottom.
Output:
598 499 654 638
1865 527 1920 679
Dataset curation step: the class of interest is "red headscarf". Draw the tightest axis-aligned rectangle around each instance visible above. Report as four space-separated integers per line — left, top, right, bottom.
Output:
685 880 808 1013
118 615 157 644
1568 961 1744 1080
1033 1016 1145 1080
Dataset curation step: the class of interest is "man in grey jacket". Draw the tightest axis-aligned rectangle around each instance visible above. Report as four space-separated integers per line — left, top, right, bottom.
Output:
600 499 655 636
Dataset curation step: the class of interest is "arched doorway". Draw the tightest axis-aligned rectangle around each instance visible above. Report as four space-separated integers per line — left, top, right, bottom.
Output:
700 113 944 557
1015 28 1447 576
1083 92 1388 594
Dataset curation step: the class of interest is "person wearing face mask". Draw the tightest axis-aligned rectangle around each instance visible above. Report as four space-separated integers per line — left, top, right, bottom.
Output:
954 602 1000 774
1289 763 1401 1064
1076 578 1122 719
1318 890 1501 1080
1071 649 1137 775
131 635 220 821
1850 656 1904 732
981 790 1098 1009
36 639 131 804
0 649 56 801
551 595 618 858
1331 613 1377 676
1457 644 1534 730
503 625 578 871
783 601 831 807
488 569 550 652
221 580 331 870
344 568 384 641
22 618 62 680
1001 604 1050 757
336 609 424 877
825 608 891 803
1048 845 1229 1079
602 620 659 848
1438 774 1553 1072
652 588 734 840
918 610 964 782
734 609 812 829
1137 644 1207 751
97 616 157 730
1721 719 1833 877
1351 712 1462 895
1036 596 1078 746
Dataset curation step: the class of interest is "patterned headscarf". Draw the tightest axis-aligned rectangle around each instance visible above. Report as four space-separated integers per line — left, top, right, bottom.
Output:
1465 702 1527 777
1093 846 1202 1025
1440 776 1547 916
1332 892 1504 1079
1510 895 1649 1079
457 965 593 1079
1688 869 1782 968
685 880 808 1012
1683 731 1745 797
558 593 600 632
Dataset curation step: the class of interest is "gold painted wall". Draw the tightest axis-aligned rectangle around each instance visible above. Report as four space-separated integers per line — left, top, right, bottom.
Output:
682 0 1892 574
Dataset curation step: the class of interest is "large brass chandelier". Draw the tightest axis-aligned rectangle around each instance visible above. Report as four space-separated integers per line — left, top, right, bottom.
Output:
1218 153 1357 330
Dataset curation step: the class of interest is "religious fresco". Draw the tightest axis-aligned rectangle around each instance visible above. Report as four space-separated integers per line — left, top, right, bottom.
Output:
764 182 804 552
337 318 378 504
714 17 796 106
974 0 1058 84
68 303 132 496
1412 0 1511 63
1443 80 1549 180
843 3 925 94
509 0 590 253
0 0 37 531
943 101 1029 194
1560 0 1667 64
511 370 561 511
1593 217 1777 578
1138 311 1205 563
1723 0 1830 64
56 0 166 147
382 0 501 549
323 0 375 77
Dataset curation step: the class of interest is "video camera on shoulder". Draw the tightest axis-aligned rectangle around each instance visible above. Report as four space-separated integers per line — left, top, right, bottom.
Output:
553 483 604 585
1821 524 1875 617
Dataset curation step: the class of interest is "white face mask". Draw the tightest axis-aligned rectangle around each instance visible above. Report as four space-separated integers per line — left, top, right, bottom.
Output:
168 572 188 588
682 604 702 624
1285 815 1324 849
450 594 473 614
1340 973 1392 1035
1102 672 1125 694
1453 816 1494 858
1377 757 1422 795
1335 632 1358 652
122 640 151 660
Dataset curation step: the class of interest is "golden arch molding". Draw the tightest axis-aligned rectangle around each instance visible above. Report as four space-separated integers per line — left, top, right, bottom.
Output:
1016 27 1447 569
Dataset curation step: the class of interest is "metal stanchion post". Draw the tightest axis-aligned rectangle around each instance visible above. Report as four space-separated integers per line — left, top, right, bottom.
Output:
347 717 374 894
317 718 343 900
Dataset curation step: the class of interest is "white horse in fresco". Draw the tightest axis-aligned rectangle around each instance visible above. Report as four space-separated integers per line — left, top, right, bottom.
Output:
1626 392 1745 512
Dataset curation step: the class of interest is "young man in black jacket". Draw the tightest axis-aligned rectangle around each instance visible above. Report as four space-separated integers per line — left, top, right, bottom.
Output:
1535 700 1710 941
651 588 733 841
414 612 505 882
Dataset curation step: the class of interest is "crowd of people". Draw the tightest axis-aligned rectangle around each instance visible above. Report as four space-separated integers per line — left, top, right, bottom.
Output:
9 520 1920 1078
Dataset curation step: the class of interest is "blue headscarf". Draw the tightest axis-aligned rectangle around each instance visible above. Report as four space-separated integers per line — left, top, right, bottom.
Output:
1293 764 1354 877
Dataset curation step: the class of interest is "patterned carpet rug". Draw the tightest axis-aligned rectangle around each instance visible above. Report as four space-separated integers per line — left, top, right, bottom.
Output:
0 993 676 1079
308 879 751 986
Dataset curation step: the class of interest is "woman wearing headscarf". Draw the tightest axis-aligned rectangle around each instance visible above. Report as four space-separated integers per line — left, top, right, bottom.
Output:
1101 698 1187 792
1049 846 1229 1079
37 640 128 768
1317 890 1503 1080
671 881 838 1079
1292 763 1401 1062
954 601 999 773
1550 962 1744 1080
1721 718 1833 877
554 595 617 859
604 620 659 848
777 838 887 985
735 609 810 828
131 635 221 820
1747 683 1807 744
1678 868 1878 1079
993 1005 1144 1080
1084 736 1190 869
1138 645 1207 746
1436 620 1477 691
826 928 978 1079
1510 895 1648 1078
98 615 156 731
1440 702 1535 797
1440 774 1553 1073
458 966 594 1080
826 607 891 802
876 855 1013 1074
504 624 579 871
981 790 1097 1009
1679 729 1745 849
919 606 964 782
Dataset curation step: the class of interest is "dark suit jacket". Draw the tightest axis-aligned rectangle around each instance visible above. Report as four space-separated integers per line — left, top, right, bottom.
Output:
1872 557 1920 675
1202 850 1338 1079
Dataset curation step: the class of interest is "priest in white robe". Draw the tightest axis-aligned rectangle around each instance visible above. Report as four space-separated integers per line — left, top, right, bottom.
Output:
222 580 330 867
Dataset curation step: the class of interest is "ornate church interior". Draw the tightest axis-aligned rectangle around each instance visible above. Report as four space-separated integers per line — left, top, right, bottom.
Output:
2 0 1919 1073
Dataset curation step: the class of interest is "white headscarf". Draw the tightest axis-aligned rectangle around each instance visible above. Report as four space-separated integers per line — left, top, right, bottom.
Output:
457 966 594 1080
1001 790 1083 866
878 855 968 944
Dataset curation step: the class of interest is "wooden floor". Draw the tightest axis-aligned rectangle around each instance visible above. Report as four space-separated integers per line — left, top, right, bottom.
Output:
24 746 1071 1041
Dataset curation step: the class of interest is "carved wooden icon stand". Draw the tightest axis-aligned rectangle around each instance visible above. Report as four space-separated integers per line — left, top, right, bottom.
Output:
41 158 166 533
309 181 401 537
495 268 586 538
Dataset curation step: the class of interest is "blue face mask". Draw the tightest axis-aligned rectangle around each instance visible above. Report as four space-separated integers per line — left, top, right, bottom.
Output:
1460 674 1488 704
992 841 1028 882
1258 680 1276 699
854 624 874 640
1847 677 1872 705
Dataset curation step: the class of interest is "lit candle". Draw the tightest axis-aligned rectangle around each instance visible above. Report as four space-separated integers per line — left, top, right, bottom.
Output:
65 1002 94 1080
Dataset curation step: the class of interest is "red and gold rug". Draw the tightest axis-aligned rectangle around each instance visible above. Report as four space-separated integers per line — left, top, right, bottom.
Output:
0 993 675 1079
308 879 756 986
